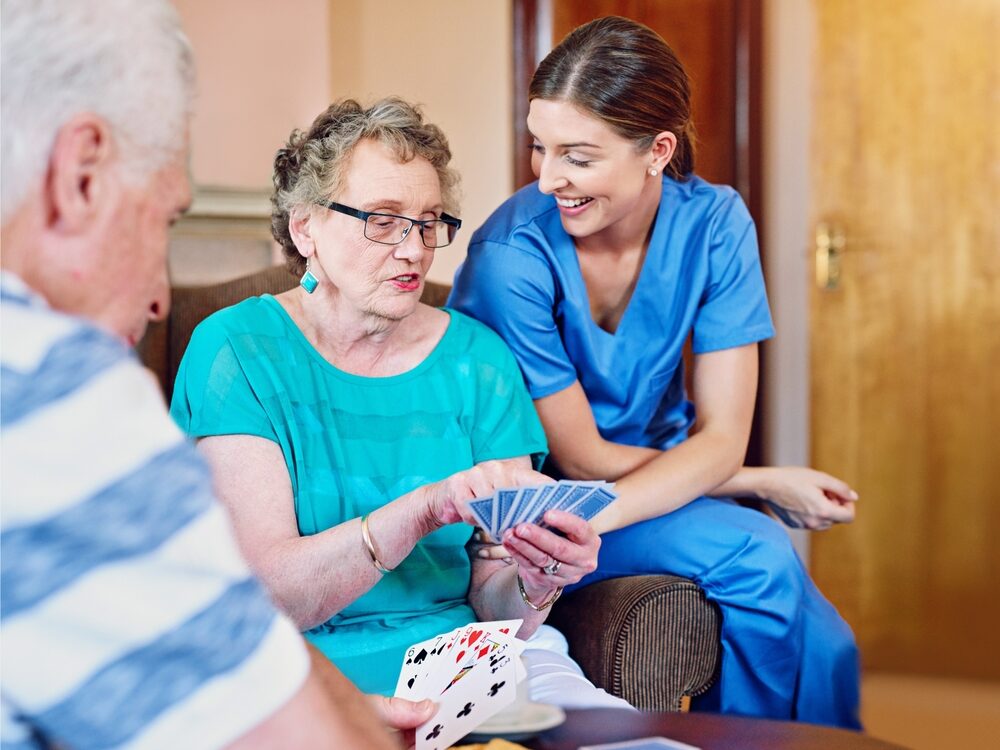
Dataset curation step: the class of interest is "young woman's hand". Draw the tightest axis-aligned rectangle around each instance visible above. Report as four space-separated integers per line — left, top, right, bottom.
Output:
755 466 858 530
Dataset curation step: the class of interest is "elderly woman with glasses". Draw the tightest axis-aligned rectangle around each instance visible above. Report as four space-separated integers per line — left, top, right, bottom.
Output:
169 98 630 709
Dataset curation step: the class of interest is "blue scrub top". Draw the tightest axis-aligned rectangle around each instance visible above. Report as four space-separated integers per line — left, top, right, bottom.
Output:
448 174 774 452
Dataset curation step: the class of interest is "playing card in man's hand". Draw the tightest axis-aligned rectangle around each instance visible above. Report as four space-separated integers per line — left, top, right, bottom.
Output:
395 620 526 750
394 627 462 700
418 648 518 750
394 634 436 699
421 620 522 699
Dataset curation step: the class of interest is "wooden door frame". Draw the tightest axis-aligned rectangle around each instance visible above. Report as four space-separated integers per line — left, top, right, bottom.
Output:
511 0 767 466
512 0 542 192
512 0 762 216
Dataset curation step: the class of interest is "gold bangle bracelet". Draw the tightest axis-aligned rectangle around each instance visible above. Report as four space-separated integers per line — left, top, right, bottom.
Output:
361 513 393 574
517 574 563 611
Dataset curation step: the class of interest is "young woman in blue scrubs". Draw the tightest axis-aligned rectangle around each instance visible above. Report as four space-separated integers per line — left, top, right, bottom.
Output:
449 16 861 729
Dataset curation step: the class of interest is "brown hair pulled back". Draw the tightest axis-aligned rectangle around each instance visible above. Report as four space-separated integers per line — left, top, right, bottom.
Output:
271 97 460 275
529 16 695 180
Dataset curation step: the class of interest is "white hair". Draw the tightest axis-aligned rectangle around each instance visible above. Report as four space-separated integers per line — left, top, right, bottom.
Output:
1 0 195 221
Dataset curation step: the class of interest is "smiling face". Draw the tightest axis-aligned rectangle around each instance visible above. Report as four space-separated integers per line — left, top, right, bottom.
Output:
308 138 442 321
527 98 665 248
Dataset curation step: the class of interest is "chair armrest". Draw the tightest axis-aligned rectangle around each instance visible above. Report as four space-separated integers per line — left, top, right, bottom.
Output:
547 575 721 711
136 319 169 396
420 280 451 308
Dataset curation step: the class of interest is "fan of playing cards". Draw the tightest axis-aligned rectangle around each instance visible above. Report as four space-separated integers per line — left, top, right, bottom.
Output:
395 619 530 750
466 480 618 542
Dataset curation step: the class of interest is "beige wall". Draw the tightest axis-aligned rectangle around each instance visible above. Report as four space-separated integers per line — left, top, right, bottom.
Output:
172 0 512 286
174 0 333 189
329 0 513 284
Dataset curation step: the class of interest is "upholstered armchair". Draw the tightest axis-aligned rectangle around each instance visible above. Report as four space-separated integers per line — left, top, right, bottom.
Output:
137 265 721 711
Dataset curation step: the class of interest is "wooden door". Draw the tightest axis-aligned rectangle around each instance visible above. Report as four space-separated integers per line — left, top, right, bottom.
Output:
513 1 760 202
809 0 1000 679
512 0 766 464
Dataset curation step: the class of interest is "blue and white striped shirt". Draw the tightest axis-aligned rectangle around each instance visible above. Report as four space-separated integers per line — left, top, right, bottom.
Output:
0 273 308 749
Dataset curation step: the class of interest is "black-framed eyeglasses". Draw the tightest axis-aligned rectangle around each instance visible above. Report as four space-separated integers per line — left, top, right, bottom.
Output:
318 201 462 249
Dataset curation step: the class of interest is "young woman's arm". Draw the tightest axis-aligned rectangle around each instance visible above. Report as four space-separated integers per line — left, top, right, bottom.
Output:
536 344 758 534
712 466 858 528
535 345 857 533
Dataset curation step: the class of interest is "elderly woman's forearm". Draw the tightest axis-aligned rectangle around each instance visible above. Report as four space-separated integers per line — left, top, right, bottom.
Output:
252 488 440 630
467 563 552 639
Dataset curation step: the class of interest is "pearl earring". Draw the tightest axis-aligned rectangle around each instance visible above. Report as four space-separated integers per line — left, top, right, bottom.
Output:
649 168 659 177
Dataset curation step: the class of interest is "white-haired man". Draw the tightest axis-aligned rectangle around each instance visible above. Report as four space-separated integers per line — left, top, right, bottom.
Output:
0 1 432 747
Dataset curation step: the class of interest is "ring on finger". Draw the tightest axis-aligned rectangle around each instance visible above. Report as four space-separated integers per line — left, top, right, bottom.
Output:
541 559 562 576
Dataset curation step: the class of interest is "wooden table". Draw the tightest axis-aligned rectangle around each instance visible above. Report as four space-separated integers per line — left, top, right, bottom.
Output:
523 708 908 750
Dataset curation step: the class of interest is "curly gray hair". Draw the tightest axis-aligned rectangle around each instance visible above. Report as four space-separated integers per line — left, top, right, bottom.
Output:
271 97 461 275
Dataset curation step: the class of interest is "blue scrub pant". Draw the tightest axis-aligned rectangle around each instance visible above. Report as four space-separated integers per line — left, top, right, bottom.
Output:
567 497 862 729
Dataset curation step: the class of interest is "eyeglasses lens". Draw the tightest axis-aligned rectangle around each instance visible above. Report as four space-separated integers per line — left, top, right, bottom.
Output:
423 220 454 248
364 215 454 248
364 215 407 244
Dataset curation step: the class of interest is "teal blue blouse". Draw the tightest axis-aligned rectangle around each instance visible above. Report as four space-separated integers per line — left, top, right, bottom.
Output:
170 296 547 694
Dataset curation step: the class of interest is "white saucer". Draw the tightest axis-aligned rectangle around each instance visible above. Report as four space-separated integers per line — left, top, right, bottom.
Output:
466 701 566 741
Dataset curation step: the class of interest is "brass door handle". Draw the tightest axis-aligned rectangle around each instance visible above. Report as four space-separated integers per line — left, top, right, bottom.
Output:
815 223 846 290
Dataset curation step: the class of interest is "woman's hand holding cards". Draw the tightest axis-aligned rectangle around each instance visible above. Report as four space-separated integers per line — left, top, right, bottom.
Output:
419 460 549 531
469 478 618 565
422 465 612 605
502 509 600 599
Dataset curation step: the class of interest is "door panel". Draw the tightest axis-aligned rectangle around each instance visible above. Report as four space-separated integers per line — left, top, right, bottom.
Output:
551 0 738 189
512 0 766 464
810 0 1000 679
515 0 759 202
